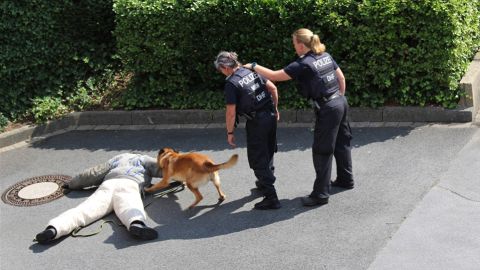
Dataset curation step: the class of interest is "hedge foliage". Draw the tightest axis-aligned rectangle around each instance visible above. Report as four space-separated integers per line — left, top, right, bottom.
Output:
0 0 117 120
1 0 479 122
114 0 480 109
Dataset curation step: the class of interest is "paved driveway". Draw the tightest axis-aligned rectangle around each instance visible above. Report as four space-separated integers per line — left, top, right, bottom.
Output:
1 125 478 270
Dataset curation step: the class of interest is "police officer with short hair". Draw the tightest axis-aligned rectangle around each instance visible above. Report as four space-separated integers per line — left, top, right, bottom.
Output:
244 28 354 207
214 51 281 210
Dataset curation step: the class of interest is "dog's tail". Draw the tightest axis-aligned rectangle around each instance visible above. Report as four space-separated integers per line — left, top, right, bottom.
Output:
203 154 238 172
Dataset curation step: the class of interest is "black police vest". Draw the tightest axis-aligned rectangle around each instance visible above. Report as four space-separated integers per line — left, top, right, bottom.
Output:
301 53 339 100
227 68 271 114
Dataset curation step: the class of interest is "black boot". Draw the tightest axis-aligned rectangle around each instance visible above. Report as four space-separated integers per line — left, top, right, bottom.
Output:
129 221 158 240
301 195 329 207
254 196 281 210
35 226 57 244
61 183 71 194
331 180 354 190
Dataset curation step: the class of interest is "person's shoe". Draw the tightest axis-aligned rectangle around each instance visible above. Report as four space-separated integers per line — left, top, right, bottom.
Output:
331 180 354 190
35 226 57 244
129 221 158 240
61 183 71 194
254 197 281 210
301 196 329 207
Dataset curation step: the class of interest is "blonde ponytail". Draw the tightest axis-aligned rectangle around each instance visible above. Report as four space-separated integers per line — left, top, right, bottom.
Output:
310 34 326 54
293 28 326 54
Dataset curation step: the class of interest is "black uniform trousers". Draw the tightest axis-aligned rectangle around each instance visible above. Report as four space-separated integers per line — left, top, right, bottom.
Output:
245 110 278 199
311 95 353 199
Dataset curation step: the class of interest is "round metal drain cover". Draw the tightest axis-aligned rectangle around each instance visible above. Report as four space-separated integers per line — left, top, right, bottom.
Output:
2 175 71 207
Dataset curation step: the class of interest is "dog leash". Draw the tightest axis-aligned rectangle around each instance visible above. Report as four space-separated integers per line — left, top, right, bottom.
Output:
70 183 185 238
143 182 185 208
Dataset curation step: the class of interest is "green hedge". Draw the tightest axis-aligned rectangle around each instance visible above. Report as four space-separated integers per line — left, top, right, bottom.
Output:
335 0 480 107
2 0 478 121
0 0 116 120
115 0 480 109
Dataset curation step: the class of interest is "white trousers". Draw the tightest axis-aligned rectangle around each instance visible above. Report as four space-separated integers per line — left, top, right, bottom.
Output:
48 178 146 239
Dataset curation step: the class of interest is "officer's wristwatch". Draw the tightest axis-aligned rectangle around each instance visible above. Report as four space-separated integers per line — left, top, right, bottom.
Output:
251 62 257 71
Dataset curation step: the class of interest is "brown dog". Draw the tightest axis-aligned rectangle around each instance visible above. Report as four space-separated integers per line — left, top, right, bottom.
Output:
144 148 238 209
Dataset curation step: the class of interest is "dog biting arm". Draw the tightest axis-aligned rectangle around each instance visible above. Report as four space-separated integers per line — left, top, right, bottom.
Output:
142 155 163 187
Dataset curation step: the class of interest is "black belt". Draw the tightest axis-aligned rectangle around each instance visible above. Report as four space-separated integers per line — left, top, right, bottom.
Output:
314 92 340 110
316 92 340 103
240 107 273 121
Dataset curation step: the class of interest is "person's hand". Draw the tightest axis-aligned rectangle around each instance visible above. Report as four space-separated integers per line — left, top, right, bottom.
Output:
275 108 280 121
227 134 236 148
243 63 252 70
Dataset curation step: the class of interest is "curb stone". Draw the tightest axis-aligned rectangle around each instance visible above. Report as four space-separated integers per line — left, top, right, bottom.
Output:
0 107 476 150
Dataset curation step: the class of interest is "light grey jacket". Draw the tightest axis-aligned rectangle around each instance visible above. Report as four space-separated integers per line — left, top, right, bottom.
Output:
68 153 162 190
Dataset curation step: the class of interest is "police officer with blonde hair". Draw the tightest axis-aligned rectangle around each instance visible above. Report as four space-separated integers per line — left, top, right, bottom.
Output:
214 51 281 210
244 28 354 207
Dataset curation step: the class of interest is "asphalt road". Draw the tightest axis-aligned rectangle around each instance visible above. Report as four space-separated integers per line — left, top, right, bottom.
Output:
0 125 478 270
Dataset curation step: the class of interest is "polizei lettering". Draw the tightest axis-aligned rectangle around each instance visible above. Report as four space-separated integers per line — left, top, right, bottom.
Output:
313 57 332 70
238 72 259 87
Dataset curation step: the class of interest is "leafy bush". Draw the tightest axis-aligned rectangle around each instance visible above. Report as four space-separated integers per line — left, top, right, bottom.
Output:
2 0 479 123
0 113 8 132
0 0 117 120
114 0 480 109
30 97 69 123
66 77 107 111
333 0 480 108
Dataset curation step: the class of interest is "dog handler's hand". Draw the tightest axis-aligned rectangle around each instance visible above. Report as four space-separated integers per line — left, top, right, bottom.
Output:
227 134 236 148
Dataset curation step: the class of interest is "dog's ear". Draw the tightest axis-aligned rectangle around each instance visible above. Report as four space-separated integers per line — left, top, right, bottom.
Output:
158 148 166 156
171 148 179 153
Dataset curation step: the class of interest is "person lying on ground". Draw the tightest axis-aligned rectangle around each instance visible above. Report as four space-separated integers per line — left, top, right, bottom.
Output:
35 153 171 244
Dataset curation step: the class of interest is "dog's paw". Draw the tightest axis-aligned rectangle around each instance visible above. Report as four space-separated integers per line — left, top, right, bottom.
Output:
144 183 153 189
218 195 226 203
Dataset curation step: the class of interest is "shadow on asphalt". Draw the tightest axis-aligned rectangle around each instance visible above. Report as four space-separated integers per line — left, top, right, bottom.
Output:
27 187 354 251
24 126 413 250
29 127 415 152
98 188 350 249
29 235 70 253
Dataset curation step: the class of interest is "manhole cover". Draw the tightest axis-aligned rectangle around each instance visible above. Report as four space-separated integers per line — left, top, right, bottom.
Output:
1 175 71 207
